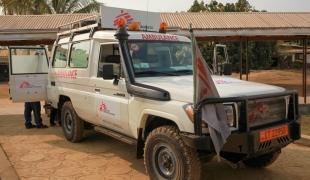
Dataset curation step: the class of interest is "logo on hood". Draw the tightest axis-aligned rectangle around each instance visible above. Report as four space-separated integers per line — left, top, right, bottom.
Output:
114 10 134 26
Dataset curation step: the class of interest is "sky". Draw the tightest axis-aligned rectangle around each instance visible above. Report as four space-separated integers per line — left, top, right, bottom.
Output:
98 0 310 12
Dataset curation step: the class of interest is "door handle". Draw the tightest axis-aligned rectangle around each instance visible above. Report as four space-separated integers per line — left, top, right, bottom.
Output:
95 88 100 92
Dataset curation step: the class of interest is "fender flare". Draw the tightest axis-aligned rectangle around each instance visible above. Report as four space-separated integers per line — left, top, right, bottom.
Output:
137 109 185 135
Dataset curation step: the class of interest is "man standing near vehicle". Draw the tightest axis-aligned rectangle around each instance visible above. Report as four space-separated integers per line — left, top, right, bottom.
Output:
24 101 48 129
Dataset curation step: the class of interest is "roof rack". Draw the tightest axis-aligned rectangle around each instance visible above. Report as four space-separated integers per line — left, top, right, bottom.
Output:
57 15 101 36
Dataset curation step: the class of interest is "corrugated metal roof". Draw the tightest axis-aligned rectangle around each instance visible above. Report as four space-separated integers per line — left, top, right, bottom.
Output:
1 12 310 31
160 12 310 29
0 14 98 30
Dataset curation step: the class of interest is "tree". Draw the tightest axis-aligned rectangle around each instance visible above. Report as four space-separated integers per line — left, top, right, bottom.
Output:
2 0 102 15
235 0 252 12
188 0 277 73
188 0 201 12
274 41 294 69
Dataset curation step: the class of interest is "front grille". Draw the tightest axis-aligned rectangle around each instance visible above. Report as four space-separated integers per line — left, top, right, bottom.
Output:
247 97 287 128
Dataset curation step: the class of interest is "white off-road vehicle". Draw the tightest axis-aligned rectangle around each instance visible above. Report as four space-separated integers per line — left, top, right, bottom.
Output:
8 7 301 180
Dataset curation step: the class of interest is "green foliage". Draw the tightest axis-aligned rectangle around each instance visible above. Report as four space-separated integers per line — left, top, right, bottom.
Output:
174 46 192 65
188 0 278 73
293 60 303 69
275 41 294 69
1 0 102 15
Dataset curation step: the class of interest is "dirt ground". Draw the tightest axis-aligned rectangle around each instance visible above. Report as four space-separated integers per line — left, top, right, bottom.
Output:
0 82 24 108
232 69 310 96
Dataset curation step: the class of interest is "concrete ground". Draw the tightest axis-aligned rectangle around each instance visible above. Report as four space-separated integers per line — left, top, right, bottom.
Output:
1 99 310 180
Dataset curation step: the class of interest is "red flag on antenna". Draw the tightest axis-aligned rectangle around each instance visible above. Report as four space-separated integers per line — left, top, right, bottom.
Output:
192 33 231 162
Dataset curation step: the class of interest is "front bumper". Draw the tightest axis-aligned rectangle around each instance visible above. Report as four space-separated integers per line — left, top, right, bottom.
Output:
180 118 301 163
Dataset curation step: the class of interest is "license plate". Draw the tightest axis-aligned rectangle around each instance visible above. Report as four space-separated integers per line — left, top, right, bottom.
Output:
260 125 288 142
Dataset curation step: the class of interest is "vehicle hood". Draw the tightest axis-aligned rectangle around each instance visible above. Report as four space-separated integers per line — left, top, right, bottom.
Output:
135 75 285 103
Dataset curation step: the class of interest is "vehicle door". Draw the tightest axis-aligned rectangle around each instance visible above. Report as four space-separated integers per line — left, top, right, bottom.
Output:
50 40 94 123
91 43 131 136
8 46 48 103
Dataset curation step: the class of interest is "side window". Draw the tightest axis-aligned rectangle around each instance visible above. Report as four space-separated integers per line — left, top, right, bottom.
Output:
97 44 122 78
70 41 90 68
53 44 69 68
10 48 48 74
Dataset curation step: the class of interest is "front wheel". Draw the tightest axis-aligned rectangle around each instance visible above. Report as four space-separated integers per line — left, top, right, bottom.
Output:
144 125 201 180
61 101 84 142
243 150 281 168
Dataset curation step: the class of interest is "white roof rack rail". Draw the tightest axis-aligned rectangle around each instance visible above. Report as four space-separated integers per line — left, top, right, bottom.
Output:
57 15 101 35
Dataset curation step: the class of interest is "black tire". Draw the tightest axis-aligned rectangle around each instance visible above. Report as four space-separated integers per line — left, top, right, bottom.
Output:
243 150 281 168
61 101 84 142
144 125 201 180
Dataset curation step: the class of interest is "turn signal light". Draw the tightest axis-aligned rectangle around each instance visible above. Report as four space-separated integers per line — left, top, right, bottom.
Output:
183 104 208 128
128 22 140 31
159 22 167 33
117 18 126 28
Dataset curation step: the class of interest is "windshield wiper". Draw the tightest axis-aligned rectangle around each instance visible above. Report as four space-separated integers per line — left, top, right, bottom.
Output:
175 69 193 74
136 71 179 76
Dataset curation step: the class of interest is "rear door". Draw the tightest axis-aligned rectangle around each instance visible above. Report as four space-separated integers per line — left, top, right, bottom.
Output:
8 46 49 102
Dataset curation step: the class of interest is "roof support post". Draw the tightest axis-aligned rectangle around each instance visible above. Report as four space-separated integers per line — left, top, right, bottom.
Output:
246 40 249 81
239 36 243 80
303 36 307 103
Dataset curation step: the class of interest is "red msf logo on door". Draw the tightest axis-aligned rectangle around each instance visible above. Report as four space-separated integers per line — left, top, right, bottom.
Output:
99 102 107 112
19 81 30 89
113 10 134 26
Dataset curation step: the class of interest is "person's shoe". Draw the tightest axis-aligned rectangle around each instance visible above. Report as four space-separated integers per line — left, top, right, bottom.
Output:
50 123 56 127
26 124 36 129
37 124 49 129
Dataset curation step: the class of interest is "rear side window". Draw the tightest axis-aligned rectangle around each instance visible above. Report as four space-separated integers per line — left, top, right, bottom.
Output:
70 41 90 68
53 44 69 68
10 48 48 74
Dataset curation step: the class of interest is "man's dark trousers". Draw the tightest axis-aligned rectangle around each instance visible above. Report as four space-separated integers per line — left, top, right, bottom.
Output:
24 102 42 128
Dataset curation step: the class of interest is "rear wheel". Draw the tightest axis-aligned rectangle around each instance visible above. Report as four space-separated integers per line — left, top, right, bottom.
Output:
144 125 201 180
243 150 281 168
61 101 84 142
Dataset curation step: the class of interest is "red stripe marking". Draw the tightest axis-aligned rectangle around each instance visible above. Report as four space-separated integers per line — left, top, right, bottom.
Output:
197 57 207 78
116 12 129 18
198 74 211 95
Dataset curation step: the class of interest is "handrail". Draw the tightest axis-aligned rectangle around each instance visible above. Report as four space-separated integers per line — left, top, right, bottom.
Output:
57 15 100 33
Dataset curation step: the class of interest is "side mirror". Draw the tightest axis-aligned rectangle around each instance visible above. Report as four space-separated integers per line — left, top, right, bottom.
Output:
102 64 114 79
102 64 119 86
222 63 232 75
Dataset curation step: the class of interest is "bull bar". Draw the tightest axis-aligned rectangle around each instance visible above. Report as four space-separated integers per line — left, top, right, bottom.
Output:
180 90 301 163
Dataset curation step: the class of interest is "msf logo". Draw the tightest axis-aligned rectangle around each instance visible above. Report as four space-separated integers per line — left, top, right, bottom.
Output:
113 10 134 26
249 101 268 123
19 81 30 89
99 102 107 112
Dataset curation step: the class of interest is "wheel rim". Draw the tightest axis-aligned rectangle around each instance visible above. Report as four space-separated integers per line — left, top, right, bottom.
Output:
64 111 73 134
153 144 177 179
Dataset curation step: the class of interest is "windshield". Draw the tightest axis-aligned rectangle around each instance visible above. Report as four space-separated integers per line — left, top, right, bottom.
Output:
127 40 194 77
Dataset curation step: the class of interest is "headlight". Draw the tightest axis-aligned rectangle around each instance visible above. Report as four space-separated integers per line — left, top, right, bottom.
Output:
224 104 236 127
183 103 236 127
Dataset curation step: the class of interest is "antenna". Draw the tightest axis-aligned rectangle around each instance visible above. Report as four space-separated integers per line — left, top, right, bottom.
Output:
146 1 149 32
